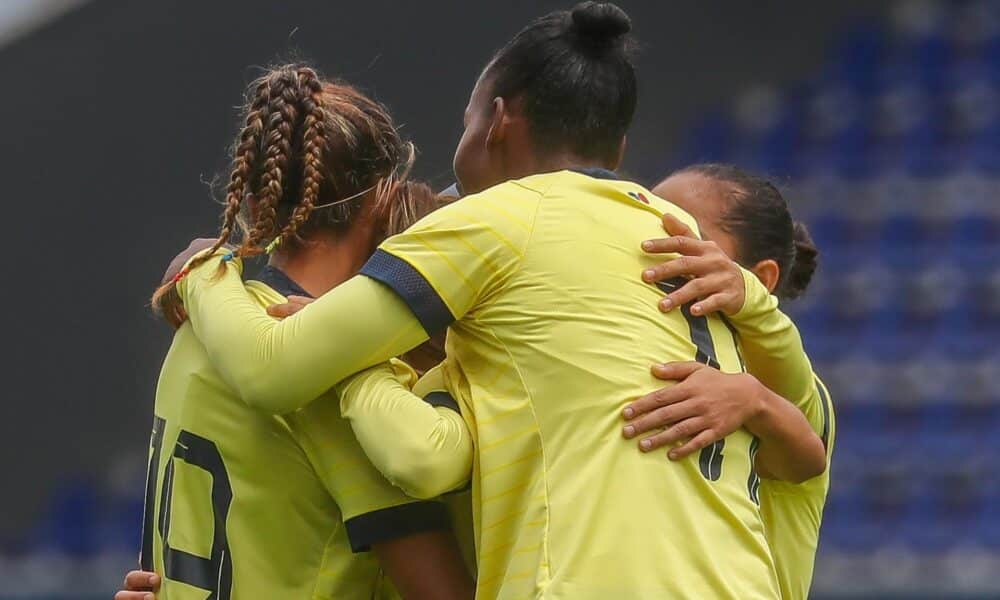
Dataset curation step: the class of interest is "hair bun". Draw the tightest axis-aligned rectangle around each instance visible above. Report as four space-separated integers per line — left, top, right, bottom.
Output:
784 221 819 300
571 2 631 42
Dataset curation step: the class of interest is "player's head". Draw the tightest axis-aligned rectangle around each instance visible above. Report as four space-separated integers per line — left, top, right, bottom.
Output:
152 64 435 311
453 1 637 194
653 164 819 301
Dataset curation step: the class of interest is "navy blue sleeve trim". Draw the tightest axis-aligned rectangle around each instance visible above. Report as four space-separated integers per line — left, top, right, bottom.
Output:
815 377 831 450
360 249 456 337
344 501 452 553
423 390 460 413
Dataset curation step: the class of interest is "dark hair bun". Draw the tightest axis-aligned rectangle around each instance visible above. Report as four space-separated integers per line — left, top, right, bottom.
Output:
571 2 631 42
784 221 819 300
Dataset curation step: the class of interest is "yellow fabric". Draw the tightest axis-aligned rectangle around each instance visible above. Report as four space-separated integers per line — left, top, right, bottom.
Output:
177 171 782 599
733 275 826 436
409 367 478 580
731 279 835 600
147 280 431 600
757 378 836 600
176 260 428 414
337 360 473 499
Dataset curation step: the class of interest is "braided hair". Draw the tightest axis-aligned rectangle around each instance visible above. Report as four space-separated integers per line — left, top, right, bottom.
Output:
152 64 419 316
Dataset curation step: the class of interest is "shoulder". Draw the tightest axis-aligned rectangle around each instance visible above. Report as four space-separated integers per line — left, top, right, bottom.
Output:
425 179 543 229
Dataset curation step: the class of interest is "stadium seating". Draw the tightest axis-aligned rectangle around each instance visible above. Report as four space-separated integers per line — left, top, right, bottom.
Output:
673 1 1000 595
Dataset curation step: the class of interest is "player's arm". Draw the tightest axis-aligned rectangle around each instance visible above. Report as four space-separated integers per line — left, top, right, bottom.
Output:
373 531 475 600
336 361 473 499
287 390 473 599
174 189 530 415
174 256 427 414
639 214 824 438
622 362 826 483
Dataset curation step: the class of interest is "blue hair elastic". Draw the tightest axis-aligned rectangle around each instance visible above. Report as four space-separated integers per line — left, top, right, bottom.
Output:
221 251 235 262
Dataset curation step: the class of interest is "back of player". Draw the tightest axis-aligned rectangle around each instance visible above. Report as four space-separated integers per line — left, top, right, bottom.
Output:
139 278 416 599
418 171 779 598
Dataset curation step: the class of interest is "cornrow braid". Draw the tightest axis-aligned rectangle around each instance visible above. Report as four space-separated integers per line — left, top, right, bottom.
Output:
272 67 326 250
152 62 426 326
240 69 301 257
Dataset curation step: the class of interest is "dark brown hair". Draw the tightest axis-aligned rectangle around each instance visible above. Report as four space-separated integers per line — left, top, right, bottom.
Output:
678 163 819 301
484 2 636 164
152 64 425 316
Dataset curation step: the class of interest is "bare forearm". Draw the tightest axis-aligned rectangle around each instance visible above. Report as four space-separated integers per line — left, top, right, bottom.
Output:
745 377 826 483
374 531 475 600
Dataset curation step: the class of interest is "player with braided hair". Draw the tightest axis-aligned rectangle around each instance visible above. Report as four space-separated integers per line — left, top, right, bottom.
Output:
134 64 474 600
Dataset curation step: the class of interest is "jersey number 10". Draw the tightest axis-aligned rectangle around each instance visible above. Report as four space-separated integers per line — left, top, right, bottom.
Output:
139 416 234 599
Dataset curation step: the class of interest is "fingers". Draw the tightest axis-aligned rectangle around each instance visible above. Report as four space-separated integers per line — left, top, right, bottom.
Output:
666 429 720 460
642 255 717 285
658 273 732 312
622 384 690 420
123 570 160 591
266 303 298 319
650 362 704 382
623 399 703 439
641 235 708 257
661 213 697 238
636 417 708 452
114 593 155 600
266 296 313 319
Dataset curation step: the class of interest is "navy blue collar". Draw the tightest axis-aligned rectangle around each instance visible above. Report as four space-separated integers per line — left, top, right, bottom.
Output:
569 167 621 181
253 265 313 299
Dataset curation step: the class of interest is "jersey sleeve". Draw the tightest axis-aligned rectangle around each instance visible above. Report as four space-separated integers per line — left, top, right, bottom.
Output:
359 183 538 332
730 269 826 438
284 393 451 553
175 255 429 414
335 360 473 500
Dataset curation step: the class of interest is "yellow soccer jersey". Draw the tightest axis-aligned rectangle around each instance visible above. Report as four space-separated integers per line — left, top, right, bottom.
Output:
139 266 450 600
338 359 478 577
363 169 778 599
726 276 836 599
175 169 786 599
758 377 835 600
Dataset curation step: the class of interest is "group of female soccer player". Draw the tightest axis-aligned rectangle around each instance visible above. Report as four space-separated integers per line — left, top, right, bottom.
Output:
118 2 834 599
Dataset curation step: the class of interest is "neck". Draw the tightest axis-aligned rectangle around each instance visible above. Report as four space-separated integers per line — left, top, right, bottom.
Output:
267 225 373 297
510 150 614 182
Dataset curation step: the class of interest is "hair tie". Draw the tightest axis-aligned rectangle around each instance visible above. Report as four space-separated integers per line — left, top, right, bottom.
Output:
265 237 281 254
221 251 236 262
171 267 190 284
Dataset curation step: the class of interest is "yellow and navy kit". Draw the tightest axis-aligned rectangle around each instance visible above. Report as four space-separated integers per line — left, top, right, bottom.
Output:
177 169 788 599
141 266 450 600
726 275 836 600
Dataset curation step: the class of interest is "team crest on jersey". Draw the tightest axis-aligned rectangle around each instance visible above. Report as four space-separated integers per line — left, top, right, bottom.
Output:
628 191 650 204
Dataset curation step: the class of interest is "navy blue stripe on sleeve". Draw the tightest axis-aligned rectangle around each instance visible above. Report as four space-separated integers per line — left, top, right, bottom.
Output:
815 377 832 450
423 390 460 413
343 501 452 553
360 249 456 336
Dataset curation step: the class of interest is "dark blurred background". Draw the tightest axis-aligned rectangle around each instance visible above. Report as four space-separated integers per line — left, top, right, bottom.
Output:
4 0 1000 598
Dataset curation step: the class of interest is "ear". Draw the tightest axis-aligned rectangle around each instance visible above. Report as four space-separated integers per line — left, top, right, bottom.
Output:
750 259 781 294
485 96 507 147
612 136 627 170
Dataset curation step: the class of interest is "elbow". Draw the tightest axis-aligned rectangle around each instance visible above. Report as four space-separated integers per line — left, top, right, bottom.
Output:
236 378 307 415
787 441 828 484
380 433 468 499
386 452 454 500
